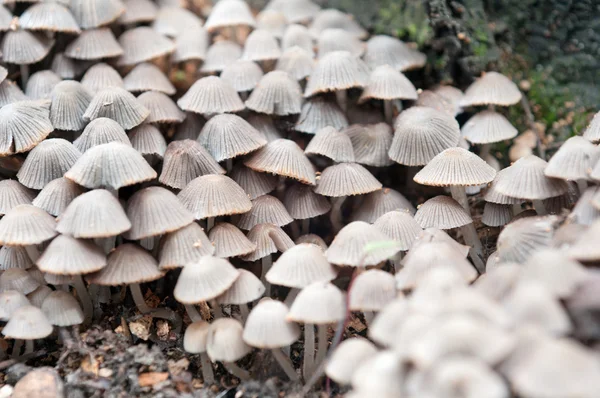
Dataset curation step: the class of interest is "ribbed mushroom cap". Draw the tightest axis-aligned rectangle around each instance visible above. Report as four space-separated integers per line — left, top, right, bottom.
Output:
388 107 461 167
206 317 251 362
296 97 347 134
37 234 106 275
20 2 80 33
178 174 252 220
174 112 204 141
237 195 293 230
197 112 267 160
349 269 396 312
349 351 404 397
241 29 281 62
325 338 378 385
494 155 569 200
373 211 423 251
0 180 35 216
0 79 28 108
209 222 256 258
124 186 194 240
461 110 518 144
304 51 368 97
266 243 336 288
326 221 400 267
137 91 185 124
523 248 587 298
497 216 557 263
119 0 157 24
41 290 85 327
245 139 316 185
267 0 320 24
70 0 124 29
0 5 11 32
242 300 298 348
287 281 345 324
484 170 522 205
25 70 61 100
309 9 367 39
275 46 314 81
128 123 167 158
344 123 393 167
0 290 30 321
359 65 417 103
282 24 314 54
0 205 57 246
220 60 264 93
283 183 331 219
545 136 600 181
0 246 34 270
460 71 522 107
73 117 131 152
160 140 224 189
351 188 414 222
1 29 53 65
204 0 255 31
80 63 124 95
171 26 209 62
117 27 174 66
305 126 355 163
434 85 464 115
2 305 52 339
83 86 149 129
0 269 40 294
44 272 72 287
151 6 202 37
241 223 294 262
174 256 240 304
65 142 156 190
295 234 327 250
49 81 92 131
27 284 52 308
199 40 242 73
256 9 287 38
364 35 426 71
315 163 382 197
414 195 473 229
87 243 163 286
414 147 497 187
178 76 244 116
482 202 513 227
158 222 214 270
64 28 123 60
183 320 210 354
124 63 175 95
583 110 600 143
247 113 282 142
245 71 302 116
56 189 130 238
230 165 277 200
317 28 364 58
416 90 455 117
567 219 600 261
0 100 53 156
217 269 265 305
51 52 78 80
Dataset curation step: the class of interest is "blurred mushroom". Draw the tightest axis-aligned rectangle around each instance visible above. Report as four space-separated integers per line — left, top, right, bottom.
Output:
295 97 348 135
83 87 149 129
41 291 84 345
325 337 377 385
364 35 426 71
2 305 52 355
206 317 252 381
183 321 215 385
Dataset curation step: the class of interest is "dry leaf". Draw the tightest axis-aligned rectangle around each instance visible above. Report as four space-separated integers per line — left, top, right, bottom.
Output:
138 372 169 387
81 356 99 376
129 316 153 340
156 320 170 341
347 313 366 333
168 358 189 376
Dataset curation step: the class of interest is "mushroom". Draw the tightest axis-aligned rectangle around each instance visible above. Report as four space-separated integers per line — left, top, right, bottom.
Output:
41 291 84 345
217 269 265 322
309 9 368 39
237 195 293 231
0 180 35 216
231 164 277 200
183 321 215 386
275 47 314 83
305 126 355 164
0 246 34 271
373 210 423 267
2 305 53 356
545 136 600 194
204 0 256 43
70 0 125 29
246 71 302 115
177 76 245 118
137 91 185 124
349 269 397 325
351 187 414 223
160 140 224 190
81 63 124 95
128 124 168 165
25 70 61 100
200 40 242 74
295 97 348 135
1 28 53 87
282 24 315 53
171 26 209 67
83 87 150 130
344 123 394 167
324 337 377 385
158 223 215 271
65 28 124 61
32 178 84 217
0 101 53 157
208 222 257 259
19 3 80 35
120 0 159 26
124 63 176 95
206 318 252 381
17 139 82 190
221 60 264 97
117 26 175 67
496 216 557 263
73 118 131 153
364 35 426 71
241 29 281 70
283 183 331 235
152 6 202 38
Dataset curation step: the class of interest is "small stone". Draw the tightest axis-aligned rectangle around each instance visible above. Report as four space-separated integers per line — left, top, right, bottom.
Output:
12 367 64 398
98 368 113 378
129 316 153 341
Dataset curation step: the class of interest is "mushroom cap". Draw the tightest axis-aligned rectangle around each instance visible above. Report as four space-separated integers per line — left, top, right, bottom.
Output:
305 126 355 163
41 290 84 327
0 100 53 156
237 195 293 230
217 269 265 305
482 202 513 227
583 110 600 143
230 165 277 200
49 81 93 131
484 169 522 205
183 320 210 354
388 107 461 167
244 139 316 185
0 180 35 216
275 46 314 81
523 248 587 298
241 223 294 262
283 183 331 220
304 51 368 97
80 63 124 95
242 29 281 62
117 26 175 66
266 243 337 288
364 35 426 71
197 113 266 161
461 110 518 144
359 65 418 102
124 63 176 95
83 87 149 129
545 136 600 181
315 162 382 197
64 28 123 60
287 281 345 324
2 305 53 339
433 86 465 114
373 211 423 251
326 221 400 267
0 269 40 295
124 186 194 240
204 0 255 31
159 140 224 190
174 112 205 141
220 60 264 93
87 243 163 286
282 24 315 54
242 300 299 348
325 338 378 385
349 269 396 312
151 6 202 38
497 216 557 264
0 204 57 246
17 138 81 190
295 96 348 134
206 317 252 362
56 189 131 238
158 222 214 270
256 9 287 38
171 26 209 63
209 222 257 259
245 71 303 116
295 234 328 250
119 0 158 25
317 28 364 58
350 351 404 397
0 246 34 271
351 187 414 223
27 285 53 308
137 91 185 124
460 71 522 107
416 90 455 117
177 76 244 116
25 70 61 100
0 79 28 108
1 29 53 65
174 256 240 304
51 52 78 80
0 290 30 321
178 174 252 220
267 0 320 24
344 123 393 167
37 234 106 275
128 123 168 158
70 0 125 29
413 147 497 187
73 117 131 152
200 40 242 73
20 2 79 33
309 8 367 39
65 142 156 190
414 195 473 229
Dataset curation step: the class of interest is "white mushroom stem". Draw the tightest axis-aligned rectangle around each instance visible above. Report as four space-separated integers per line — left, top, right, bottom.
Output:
261 255 273 297
11 340 23 358
73 275 94 324
449 185 470 214
206 217 215 231
335 90 347 112
211 300 224 319
20 65 29 87
226 158 233 173
24 245 39 262
315 324 329 370
577 180 588 196
363 311 375 326
129 283 182 333
185 304 204 322
384 100 394 125
532 200 547 215
303 324 315 380
480 144 491 160
512 203 522 215
330 196 347 233
58 327 75 348
284 288 299 307
24 339 34 355
301 219 310 235
459 223 485 274
223 361 250 381
200 352 215 385
239 304 250 323
94 236 116 254
271 348 299 381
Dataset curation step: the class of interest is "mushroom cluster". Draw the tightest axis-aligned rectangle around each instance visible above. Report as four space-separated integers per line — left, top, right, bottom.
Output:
0 0 599 396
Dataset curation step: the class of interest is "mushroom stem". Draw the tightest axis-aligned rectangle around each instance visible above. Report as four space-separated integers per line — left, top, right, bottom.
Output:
390 252 403 273
284 288 299 307
185 304 204 322
211 300 223 319
383 100 394 125
512 203 522 216
480 144 491 160
302 324 315 380
363 311 375 326
223 361 250 381
73 275 93 325
459 223 486 274
12 340 23 358
95 236 116 254
330 196 347 233
532 199 547 215
301 219 310 235
335 90 347 112
577 180 587 196
130 283 182 333
315 324 328 370
226 158 233 173
271 348 299 381
449 185 470 214
200 352 215 385
24 245 39 262
58 327 75 348
24 339 34 355
20 65 29 87
261 255 273 297
206 217 215 232
239 303 249 323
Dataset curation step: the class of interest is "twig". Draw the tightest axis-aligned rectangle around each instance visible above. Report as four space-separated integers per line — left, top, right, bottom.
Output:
0 349 47 370
520 94 546 159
